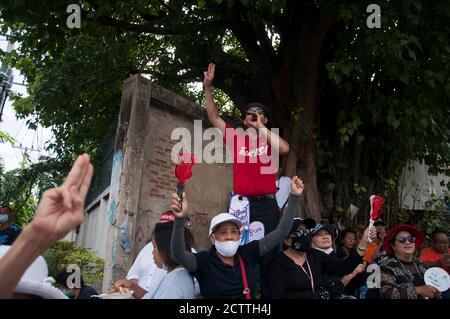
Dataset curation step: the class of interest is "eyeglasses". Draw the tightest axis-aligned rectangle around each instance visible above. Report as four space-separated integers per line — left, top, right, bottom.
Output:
396 236 417 244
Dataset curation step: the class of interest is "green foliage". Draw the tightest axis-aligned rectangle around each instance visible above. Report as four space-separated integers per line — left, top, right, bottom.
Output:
0 130 15 145
1 0 449 223
0 158 69 227
415 209 448 246
413 190 450 244
44 240 104 288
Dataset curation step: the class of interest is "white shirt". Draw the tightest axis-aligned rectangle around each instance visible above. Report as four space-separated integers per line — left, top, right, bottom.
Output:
276 176 291 209
127 242 200 298
126 243 166 296
151 268 196 299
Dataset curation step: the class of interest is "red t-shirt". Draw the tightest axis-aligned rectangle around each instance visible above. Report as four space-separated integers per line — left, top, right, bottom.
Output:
419 247 450 274
224 124 277 196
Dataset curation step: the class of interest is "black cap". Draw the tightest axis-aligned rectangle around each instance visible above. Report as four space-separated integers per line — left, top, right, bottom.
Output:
310 223 337 239
242 102 273 127
290 217 317 234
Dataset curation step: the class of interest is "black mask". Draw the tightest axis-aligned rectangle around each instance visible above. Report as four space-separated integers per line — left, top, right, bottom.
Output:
290 231 311 252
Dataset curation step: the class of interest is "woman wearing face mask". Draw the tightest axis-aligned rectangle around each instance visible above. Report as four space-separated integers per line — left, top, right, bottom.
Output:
170 176 304 299
0 205 21 245
267 220 375 299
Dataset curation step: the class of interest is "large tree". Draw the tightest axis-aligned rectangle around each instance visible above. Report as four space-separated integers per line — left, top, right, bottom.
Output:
1 0 449 223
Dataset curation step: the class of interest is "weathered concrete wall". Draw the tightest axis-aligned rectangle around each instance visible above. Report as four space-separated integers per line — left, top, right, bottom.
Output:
101 75 232 292
400 161 450 210
76 187 110 259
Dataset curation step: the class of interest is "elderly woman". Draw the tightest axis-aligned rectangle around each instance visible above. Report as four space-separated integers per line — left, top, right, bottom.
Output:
266 221 373 299
380 224 440 299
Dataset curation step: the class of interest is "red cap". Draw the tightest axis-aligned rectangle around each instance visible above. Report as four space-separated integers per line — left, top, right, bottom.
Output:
159 211 175 223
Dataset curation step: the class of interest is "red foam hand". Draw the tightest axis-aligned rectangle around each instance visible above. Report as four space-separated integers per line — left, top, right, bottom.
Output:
370 195 384 221
174 150 195 184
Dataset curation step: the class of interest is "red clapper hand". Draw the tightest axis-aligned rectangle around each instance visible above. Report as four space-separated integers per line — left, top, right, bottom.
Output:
174 149 195 212
363 195 384 263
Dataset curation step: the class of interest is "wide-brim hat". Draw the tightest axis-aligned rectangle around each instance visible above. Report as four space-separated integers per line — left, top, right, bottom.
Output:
310 223 337 239
383 224 424 256
0 245 68 299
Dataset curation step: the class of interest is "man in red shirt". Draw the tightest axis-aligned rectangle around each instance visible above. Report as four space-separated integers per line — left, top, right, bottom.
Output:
203 63 289 233
419 229 450 274
203 63 290 297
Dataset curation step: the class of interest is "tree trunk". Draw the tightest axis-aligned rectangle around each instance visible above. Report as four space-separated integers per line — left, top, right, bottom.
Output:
284 19 332 222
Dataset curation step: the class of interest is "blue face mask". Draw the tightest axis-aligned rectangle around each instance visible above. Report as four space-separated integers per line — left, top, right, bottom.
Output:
0 214 9 224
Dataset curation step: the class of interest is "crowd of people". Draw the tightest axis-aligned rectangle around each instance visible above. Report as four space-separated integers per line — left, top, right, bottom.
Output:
1 153 448 300
0 63 449 300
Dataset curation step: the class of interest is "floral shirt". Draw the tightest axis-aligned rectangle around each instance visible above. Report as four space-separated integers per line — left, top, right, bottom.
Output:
380 256 437 299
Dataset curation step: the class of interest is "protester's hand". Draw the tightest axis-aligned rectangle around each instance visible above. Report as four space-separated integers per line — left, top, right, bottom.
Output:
113 279 146 298
203 63 215 88
352 263 366 276
291 176 305 196
29 154 93 247
113 279 135 291
416 285 439 298
171 192 188 218
247 112 266 129
360 226 377 247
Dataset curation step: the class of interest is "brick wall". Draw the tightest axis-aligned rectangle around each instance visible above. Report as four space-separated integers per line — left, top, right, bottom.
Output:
101 75 233 290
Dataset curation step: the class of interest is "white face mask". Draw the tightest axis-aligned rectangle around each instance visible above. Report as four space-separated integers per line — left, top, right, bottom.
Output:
312 244 334 255
0 214 8 224
214 239 240 257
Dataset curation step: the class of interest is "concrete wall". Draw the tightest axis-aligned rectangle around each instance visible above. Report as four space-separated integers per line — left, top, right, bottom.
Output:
76 187 110 259
98 75 232 292
399 161 450 210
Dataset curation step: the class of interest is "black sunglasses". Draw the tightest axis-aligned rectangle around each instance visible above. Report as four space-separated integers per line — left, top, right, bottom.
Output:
245 109 264 116
396 235 417 244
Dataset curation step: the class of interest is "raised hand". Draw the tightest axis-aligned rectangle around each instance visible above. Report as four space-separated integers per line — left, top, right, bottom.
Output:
290 176 305 196
29 154 94 246
171 192 188 219
352 263 366 276
247 112 266 129
203 63 215 88
360 226 378 248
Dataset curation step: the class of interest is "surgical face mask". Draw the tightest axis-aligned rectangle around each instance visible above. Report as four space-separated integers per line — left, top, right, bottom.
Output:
214 239 240 257
312 244 334 255
290 235 311 252
0 214 8 224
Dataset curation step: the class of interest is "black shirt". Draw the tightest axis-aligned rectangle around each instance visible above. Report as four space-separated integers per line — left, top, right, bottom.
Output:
267 248 362 299
0 223 21 245
191 240 260 299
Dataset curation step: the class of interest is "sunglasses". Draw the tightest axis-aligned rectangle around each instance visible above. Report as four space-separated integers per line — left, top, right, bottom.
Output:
396 236 417 244
245 108 264 116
